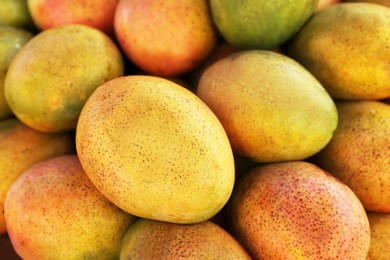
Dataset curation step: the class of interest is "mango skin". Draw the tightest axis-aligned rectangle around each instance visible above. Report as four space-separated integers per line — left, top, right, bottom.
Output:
312 101 390 212
0 118 75 234
0 25 33 119
228 161 370 259
120 218 250 259
76 75 235 224
28 0 118 35
4 24 124 133
367 213 390 260
197 50 338 163
210 0 318 50
4 155 134 260
114 0 218 77
288 3 390 100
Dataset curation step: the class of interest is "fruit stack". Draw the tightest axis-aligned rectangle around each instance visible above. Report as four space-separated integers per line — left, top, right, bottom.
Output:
0 0 389 259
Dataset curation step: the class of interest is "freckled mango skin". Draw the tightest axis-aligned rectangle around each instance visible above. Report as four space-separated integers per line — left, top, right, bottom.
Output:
114 0 218 77
288 3 390 100
312 101 390 212
120 218 251 259
228 161 370 259
197 50 338 163
0 118 75 235
4 24 124 133
366 213 390 260
76 75 235 224
4 155 135 260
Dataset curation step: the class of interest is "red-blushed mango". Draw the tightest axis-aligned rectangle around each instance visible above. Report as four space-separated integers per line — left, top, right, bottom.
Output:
27 0 118 35
4 24 123 133
114 0 218 77
312 101 390 212
76 75 235 224
197 50 338 163
367 213 390 260
120 218 251 259
0 25 33 120
4 155 135 260
228 161 370 259
0 118 75 235
288 3 390 100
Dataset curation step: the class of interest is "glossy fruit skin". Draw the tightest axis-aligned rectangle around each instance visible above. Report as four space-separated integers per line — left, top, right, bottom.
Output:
4 155 134 260
76 75 235 224
210 0 318 49
229 161 371 259
27 0 118 35
4 24 124 133
312 101 390 212
114 0 218 77
197 50 338 163
288 3 390 100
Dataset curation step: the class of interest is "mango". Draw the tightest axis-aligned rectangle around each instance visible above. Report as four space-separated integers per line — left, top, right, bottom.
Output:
210 0 318 49
114 0 218 77
4 24 123 133
120 218 250 259
76 75 235 224
27 0 118 35
312 101 390 212
0 118 75 234
288 3 390 100
197 50 338 163
0 25 33 119
228 161 370 259
4 155 134 260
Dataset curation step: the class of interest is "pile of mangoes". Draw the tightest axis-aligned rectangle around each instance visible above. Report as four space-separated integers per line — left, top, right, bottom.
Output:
1 0 389 259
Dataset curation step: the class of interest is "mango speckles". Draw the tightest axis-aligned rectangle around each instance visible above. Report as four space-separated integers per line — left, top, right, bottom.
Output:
197 50 338 163
4 24 124 133
76 75 235 224
120 219 250 259
312 101 390 212
4 155 134 260
228 161 370 259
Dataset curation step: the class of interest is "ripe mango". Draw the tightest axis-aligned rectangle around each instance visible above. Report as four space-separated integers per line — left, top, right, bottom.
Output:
114 0 218 77
76 75 235 224
312 101 390 212
288 3 390 100
120 218 250 259
228 161 370 259
4 155 134 260
197 50 338 163
4 24 123 133
0 118 75 234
